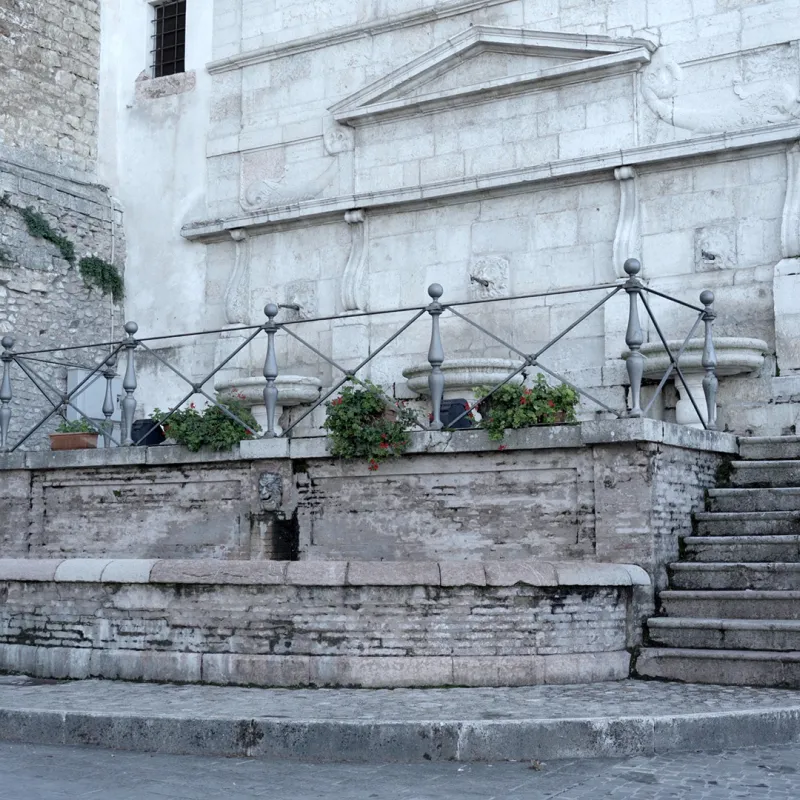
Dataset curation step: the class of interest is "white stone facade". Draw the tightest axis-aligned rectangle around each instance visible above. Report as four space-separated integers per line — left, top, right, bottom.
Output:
99 0 800 435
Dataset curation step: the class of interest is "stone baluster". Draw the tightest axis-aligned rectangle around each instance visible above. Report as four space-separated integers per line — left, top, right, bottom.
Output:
623 258 644 418
0 335 13 452
120 322 138 446
262 303 279 438
102 353 118 448
700 290 718 431
426 283 445 430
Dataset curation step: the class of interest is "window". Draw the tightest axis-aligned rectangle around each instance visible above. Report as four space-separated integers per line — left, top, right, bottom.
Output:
152 1 186 78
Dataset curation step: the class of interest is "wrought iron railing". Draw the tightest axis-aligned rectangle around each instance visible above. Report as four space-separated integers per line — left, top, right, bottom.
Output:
0 258 719 452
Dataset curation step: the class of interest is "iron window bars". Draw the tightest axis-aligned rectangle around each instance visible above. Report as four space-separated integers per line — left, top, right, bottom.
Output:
0 259 719 453
152 1 186 78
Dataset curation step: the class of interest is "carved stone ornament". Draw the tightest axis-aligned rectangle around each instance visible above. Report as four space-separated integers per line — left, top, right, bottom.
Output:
242 159 338 211
612 167 641 278
782 141 800 259
642 50 800 134
323 120 355 155
341 209 368 311
223 228 250 325
468 256 509 300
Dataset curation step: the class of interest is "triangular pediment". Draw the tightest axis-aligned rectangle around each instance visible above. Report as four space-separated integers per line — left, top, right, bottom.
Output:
331 26 655 125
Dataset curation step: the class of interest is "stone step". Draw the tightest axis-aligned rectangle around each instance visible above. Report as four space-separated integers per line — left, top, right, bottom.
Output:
636 648 800 687
660 590 800 619
707 488 800 513
730 461 800 488
683 535 800 563
739 436 800 461
694 511 800 536
647 617 800 651
669 563 800 591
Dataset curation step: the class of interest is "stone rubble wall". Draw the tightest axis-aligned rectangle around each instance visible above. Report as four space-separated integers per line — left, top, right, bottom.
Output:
0 0 101 176
0 557 646 687
0 0 125 450
0 159 126 449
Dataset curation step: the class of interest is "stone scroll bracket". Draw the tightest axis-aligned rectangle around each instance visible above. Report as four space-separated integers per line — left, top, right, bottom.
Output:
224 228 250 326
774 141 800 376
341 209 369 312
612 166 641 279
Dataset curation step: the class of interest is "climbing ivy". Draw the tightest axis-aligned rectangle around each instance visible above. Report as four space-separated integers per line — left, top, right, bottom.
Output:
0 193 124 302
78 255 124 303
18 206 76 266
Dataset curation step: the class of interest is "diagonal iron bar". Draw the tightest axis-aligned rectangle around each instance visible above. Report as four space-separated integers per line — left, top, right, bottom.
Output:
536 360 622 416
281 309 427 437
281 327 351 377
195 387 260 436
13 357 63 409
642 313 704 416
639 293 709 429
640 285 704 313
443 362 530 430
14 357 122 446
445 307 530 361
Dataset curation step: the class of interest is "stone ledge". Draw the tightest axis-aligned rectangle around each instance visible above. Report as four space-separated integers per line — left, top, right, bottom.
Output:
0 644 630 688
0 559 651 587
0 419 737 472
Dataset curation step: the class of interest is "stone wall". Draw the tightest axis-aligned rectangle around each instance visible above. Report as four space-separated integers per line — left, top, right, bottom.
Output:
0 421 735 596
0 557 646 687
163 0 800 437
0 0 125 450
0 158 126 449
0 0 100 175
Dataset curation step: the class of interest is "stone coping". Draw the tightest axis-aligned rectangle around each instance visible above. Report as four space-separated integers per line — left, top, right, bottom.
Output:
0 418 737 471
0 559 650 587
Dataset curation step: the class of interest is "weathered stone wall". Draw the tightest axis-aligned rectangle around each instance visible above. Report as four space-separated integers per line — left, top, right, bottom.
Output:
0 0 126 450
0 421 735 595
0 557 645 687
0 0 100 175
0 160 126 449
0 450 293 561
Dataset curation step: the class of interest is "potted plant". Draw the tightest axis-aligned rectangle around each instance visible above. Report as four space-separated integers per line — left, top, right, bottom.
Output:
324 379 416 470
151 396 261 452
475 374 578 441
50 418 100 450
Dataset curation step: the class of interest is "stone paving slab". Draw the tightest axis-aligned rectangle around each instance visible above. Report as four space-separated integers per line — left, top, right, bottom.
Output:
1 677 800 763
2 740 800 799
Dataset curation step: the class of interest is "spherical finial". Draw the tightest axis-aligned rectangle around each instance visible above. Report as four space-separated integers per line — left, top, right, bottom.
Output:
264 303 279 319
104 352 117 367
428 283 444 301
1 335 13 350
700 289 714 306
623 258 641 276
124 321 138 335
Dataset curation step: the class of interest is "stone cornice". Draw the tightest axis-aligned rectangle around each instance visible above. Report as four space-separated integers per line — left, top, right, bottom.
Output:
181 123 800 242
331 27 655 125
207 0 514 74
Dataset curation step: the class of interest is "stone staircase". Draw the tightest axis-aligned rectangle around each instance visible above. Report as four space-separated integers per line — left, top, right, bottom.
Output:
636 436 800 688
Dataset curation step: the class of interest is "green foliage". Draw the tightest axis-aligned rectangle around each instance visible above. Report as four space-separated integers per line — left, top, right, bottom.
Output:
78 256 124 303
18 206 76 266
151 397 261 452
55 418 98 434
475 374 579 441
323 379 416 470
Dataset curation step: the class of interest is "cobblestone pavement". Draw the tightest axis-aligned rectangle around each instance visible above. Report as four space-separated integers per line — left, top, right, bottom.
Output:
1 675 799 721
1 740 799 799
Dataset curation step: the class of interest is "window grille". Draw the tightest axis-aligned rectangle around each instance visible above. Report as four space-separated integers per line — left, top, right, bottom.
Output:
152 1 186 78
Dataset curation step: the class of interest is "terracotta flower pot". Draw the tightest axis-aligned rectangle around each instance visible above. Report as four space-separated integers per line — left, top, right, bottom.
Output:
49 432 99 451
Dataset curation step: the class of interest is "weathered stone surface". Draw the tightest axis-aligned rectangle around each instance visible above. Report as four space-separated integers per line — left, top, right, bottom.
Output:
148 560 287 585
0 576 637 686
